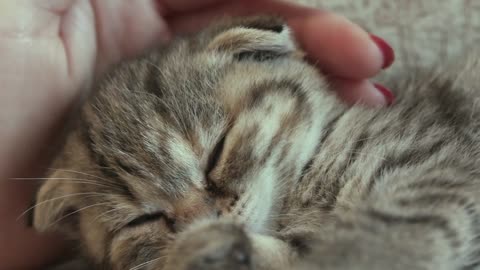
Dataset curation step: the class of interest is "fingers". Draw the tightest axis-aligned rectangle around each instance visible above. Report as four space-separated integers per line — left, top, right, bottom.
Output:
83 0 397 105
291 13 395 105
166 0 396 106
290 13 388 79
331 79 395 106
166 0 392 79
91 0 171 73
165 0 313 33
159 0 226 14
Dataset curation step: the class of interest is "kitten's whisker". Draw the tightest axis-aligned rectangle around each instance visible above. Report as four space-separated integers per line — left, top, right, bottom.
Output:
129 256 165 270
48 202 112 228
24 167 125 191
17 192 109 221
47 168 112 182
93 206 131 222
11 178 113 188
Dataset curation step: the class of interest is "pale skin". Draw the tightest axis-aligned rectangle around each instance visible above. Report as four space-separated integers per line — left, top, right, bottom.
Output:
0 0 395 268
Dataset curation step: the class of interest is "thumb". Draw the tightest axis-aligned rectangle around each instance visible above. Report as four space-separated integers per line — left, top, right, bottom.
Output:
91 0 171 74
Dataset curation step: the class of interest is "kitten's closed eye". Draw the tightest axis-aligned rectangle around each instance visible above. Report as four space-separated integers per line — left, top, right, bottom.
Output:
125 212 166 228
125 212 176 232
123 134 228 232
205 135 227 196
206 136 226 176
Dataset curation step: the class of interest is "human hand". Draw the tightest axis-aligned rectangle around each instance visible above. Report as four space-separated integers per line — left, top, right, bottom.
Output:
0 0 394 269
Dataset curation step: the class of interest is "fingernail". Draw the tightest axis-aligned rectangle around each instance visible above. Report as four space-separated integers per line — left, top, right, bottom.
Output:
374 83 395 105
370 34 395 69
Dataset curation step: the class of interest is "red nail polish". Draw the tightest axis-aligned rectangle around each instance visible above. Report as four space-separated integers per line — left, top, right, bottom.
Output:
370 34 395 69
374 83 395 105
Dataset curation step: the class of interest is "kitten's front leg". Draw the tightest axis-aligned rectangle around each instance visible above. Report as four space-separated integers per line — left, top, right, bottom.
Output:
291 221 435 270
160 220 292 270
290 185 479 269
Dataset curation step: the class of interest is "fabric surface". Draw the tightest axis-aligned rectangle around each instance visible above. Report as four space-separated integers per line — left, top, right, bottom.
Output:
294 0 480 77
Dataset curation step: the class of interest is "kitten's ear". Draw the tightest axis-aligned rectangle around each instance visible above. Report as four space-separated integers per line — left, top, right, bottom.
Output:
32 172 79 234
207 16 301 58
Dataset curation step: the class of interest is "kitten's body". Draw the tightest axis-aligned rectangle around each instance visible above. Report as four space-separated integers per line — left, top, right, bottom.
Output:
35 17 480 270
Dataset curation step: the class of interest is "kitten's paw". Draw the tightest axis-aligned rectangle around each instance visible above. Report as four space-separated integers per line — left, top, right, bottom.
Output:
166 220 253 270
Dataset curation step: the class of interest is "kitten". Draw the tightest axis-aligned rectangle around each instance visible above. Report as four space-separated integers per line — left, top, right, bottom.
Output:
33 17 480 270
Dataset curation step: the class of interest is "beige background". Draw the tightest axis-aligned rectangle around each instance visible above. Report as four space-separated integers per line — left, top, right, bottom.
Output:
294 0 480 77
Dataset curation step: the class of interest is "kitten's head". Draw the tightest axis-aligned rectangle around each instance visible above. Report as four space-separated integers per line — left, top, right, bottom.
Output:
33 16 336 268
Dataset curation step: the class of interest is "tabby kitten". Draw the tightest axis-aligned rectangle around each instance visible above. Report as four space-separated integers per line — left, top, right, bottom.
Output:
33 17 480 270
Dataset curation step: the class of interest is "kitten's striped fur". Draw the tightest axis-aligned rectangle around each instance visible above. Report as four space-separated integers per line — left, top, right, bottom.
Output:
34 17 480 270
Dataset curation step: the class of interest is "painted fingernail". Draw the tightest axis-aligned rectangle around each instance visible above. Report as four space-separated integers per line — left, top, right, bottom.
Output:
374 83 395 105
370 34 395 69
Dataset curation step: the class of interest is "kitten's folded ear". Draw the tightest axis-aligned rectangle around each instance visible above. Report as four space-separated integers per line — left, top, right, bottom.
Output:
207 16 302 58
32 172 79 235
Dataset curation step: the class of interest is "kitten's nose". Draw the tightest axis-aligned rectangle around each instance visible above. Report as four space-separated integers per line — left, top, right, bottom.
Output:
173 190 212 222
214 195 239 217
173 188 238 224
